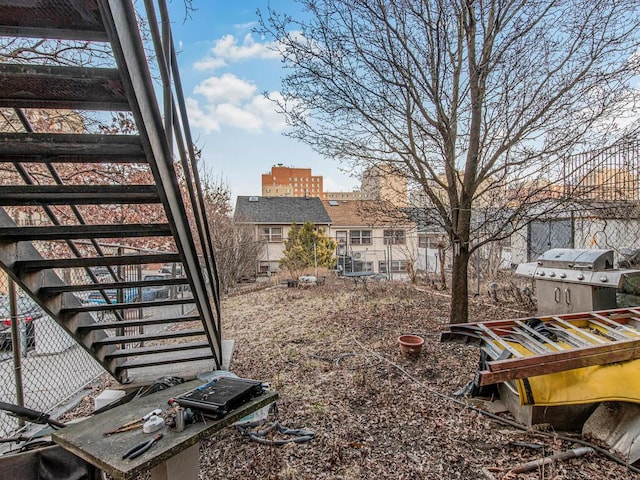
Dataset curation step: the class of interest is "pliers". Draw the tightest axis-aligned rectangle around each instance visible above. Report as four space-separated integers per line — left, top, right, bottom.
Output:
122 433 163 460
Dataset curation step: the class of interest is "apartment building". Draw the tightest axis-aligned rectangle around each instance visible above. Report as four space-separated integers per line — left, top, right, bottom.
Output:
261 165 324 198
234 195 420 278
234 196 332 275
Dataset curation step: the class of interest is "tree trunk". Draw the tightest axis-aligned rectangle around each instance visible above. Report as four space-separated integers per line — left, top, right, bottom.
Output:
450 243 470 324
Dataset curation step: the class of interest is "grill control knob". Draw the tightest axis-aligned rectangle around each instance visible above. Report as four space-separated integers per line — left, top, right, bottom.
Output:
559 272 566 278
577 274 585 280
600 276 608 283
537 271 545 276
548 272 556 277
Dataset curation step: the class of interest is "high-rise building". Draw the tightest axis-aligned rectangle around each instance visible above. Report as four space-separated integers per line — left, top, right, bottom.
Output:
361 164 408 207
261 165 324 198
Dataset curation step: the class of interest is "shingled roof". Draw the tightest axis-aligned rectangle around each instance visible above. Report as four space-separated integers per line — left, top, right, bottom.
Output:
234 196 332 225
322 200 413 227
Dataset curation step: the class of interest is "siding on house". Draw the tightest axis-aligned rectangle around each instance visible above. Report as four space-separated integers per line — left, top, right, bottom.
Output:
234 196 332 275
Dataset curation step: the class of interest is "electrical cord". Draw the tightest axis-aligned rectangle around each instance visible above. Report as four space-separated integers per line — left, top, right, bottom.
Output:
351 337 640 475
236 421 314 446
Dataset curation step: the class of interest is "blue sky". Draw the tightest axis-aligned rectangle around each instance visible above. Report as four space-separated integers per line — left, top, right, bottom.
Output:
167 0 360 199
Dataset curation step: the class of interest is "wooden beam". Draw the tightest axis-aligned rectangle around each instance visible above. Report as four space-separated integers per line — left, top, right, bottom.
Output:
479 338 640 385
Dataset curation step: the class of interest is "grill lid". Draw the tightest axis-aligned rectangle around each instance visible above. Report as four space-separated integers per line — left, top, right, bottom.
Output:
536 248 614 270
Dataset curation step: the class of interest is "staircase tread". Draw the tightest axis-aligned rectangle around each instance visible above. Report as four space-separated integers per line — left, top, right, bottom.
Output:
0 223 172 240
63 297 195 314
93 328 206 345
0 0 107 41
104 341 211 358
0 133 144 157
0 63 129 111
15 253 182 272
77 315 200 331
117 350 216 370
41 277 189 295
0 185 160 206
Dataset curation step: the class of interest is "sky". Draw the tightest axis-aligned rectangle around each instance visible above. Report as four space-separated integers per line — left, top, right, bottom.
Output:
166 0 361 199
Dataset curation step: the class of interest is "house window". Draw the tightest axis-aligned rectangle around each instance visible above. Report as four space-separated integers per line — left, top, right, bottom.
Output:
262 227 283 242
350 230 372 245
384 229 406 245
379 260 409 273
418 235 428 248
259 261 278 274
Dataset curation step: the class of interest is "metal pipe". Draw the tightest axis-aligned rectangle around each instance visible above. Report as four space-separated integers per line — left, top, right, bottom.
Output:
8 279 25 427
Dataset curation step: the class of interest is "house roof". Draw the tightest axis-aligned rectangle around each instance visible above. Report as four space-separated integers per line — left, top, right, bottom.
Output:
234 196 332 224
322 200 413 227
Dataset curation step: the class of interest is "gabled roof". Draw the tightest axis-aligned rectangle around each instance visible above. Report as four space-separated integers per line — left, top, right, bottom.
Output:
234 196 332 225
322 200 413 227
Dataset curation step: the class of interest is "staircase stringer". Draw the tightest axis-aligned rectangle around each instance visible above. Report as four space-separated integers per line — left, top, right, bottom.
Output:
98 0 222 366
0 209 122 377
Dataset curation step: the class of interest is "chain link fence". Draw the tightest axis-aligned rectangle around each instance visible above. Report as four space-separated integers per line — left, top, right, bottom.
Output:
0 268 104 440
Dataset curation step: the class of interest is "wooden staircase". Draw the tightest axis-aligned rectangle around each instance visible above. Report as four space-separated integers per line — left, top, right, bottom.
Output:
0 0 222 383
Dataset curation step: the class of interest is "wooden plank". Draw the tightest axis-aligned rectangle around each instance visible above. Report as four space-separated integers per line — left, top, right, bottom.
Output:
553 317 608 344
591 312 640 337
53 381 278 480
477 323 524 358
478 337 640 386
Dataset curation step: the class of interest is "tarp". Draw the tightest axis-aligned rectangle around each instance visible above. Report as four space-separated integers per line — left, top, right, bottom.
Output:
514 357 640 406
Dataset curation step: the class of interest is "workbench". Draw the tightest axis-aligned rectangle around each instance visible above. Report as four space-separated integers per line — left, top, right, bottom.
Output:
52 380 278 480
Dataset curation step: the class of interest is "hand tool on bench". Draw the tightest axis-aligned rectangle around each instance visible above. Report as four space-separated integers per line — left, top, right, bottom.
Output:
103 408 163 436
122 433 163 460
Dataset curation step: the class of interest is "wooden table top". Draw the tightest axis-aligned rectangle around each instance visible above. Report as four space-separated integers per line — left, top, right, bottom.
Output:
53 380 278 479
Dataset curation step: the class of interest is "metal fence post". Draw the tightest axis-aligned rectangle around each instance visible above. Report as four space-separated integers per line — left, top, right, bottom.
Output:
8 279 25 426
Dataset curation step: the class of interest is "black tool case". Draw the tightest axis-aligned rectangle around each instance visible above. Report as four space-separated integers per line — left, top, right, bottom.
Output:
174 377 264 418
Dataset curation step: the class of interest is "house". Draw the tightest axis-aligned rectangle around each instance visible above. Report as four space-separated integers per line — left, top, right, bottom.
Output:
234 196 332 275
323 200 418 278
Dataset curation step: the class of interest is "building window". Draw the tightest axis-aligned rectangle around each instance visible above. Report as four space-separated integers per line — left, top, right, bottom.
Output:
350 230 372 245
259 261 278 274
384 229 406 245
379 260 409 273
418 235 429 248
262 227 283 242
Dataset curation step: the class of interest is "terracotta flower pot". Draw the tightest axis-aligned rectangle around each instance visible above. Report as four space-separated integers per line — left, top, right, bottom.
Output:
398 334 424 358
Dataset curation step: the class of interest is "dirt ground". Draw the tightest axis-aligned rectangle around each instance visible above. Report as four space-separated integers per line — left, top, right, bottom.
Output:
67 277 640 479
194 278 640 480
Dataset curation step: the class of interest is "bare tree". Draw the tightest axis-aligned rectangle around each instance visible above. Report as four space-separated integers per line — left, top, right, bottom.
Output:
200 172 263 293
260 0 640 323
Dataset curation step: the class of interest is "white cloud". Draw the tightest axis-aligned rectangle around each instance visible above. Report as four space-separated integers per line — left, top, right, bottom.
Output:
193 57 227 71
193 73 257 104
246 92 287 132
188 77 285 133
192 33 280 72
186 97 220 133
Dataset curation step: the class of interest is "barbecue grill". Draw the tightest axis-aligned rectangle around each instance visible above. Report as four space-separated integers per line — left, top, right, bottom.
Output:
516 248 640 314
